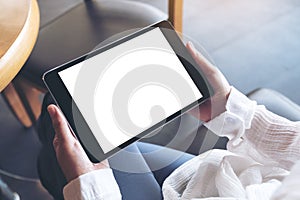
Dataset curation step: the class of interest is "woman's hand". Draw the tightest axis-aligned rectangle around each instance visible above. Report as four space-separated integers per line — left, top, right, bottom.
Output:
186 42 231 122
47 105 109 182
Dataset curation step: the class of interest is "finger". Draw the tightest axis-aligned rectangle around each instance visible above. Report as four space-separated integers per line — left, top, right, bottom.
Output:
186 42 217 76
47 104 76 143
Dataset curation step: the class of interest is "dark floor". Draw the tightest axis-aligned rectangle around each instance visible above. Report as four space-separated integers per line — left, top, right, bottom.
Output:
1 0 299 199
183 0 300 105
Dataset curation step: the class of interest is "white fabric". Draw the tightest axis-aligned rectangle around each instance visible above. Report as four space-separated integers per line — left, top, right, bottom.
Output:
63 168 121 200
271 161 300 199
162 87 300 200
63 87 300 200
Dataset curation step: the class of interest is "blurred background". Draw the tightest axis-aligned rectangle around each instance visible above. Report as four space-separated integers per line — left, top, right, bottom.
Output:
142 0 300 105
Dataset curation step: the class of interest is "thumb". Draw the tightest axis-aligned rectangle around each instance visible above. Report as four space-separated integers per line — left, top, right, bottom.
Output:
186 41 217 76
47 105 76 146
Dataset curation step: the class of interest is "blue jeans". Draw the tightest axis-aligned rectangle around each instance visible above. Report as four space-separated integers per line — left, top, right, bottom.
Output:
37 94 194 200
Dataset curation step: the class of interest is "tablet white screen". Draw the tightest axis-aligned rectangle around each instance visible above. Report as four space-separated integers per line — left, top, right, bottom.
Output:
58 28 202 153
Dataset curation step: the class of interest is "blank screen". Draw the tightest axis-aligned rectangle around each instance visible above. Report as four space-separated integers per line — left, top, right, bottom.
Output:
59 28 202 153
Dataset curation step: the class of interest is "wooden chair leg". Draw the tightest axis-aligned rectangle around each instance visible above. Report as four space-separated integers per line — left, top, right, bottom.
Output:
2 83 33 127
13 77 43 121
2 78 43 128
168 0 183 32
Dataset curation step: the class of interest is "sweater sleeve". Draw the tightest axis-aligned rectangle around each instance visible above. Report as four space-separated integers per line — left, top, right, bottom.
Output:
63 168 122 200
205 87 300 170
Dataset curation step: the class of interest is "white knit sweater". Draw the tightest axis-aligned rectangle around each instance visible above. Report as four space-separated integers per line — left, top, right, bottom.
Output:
63 87 300 200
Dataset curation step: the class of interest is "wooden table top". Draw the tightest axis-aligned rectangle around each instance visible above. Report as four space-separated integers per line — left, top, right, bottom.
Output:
0 0 39 91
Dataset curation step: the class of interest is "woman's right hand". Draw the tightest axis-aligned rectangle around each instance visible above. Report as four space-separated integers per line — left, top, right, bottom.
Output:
186 42 231 122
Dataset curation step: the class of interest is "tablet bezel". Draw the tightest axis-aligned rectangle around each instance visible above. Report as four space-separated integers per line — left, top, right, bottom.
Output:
43 20 213 162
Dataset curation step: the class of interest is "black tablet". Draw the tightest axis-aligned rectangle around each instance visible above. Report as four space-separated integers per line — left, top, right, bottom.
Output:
43 20 213 162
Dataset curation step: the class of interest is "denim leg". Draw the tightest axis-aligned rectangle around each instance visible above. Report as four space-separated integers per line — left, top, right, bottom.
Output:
136 142 194 186
109 143 162 200
111 142 194 199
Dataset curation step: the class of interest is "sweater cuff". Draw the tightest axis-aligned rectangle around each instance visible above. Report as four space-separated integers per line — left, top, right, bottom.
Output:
204 87 257 145
63 168 122 200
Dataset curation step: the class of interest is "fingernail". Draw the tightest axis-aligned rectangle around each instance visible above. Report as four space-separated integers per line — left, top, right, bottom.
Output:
47 105 56 118
188 41 195 50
